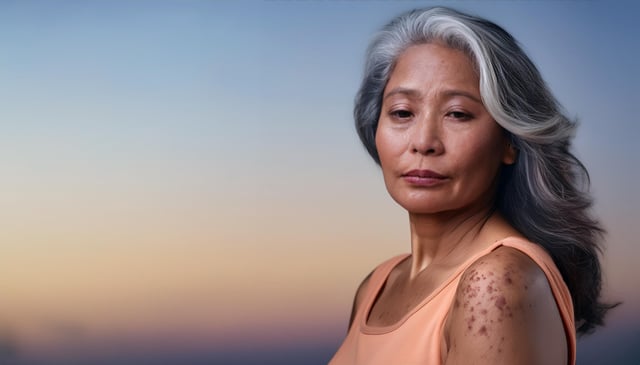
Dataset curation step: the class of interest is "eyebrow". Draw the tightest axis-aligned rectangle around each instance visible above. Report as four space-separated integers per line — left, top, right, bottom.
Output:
384 87 483 104
383 87 422 101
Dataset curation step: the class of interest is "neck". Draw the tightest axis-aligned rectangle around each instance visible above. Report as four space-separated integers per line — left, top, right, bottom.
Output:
407 204 497 278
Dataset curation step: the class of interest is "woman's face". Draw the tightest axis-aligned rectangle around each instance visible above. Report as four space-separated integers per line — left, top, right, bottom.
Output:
375 43 515 215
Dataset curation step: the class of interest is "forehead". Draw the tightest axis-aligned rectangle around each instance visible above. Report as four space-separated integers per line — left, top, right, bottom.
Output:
386 43 479 93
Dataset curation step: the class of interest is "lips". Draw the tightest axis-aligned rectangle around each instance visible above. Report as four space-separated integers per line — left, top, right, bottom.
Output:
401 169 448 186
403 169 446 179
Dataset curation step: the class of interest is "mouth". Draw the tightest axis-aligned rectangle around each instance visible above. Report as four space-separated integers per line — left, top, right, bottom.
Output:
401 169 448 186
402 169 447 179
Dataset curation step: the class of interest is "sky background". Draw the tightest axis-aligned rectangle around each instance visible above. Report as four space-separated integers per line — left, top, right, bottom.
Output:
1 0 638 364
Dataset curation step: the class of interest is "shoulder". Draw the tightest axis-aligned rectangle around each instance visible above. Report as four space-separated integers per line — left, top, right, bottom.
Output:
460 245 547 304
443 246 568 364
347 254 409 329
348 270 373 330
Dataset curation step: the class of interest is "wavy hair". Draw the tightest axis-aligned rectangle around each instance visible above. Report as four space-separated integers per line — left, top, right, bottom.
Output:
354 6 614 335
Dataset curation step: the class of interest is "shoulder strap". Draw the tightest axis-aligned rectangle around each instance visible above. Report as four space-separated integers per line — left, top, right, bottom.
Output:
353 254 410 324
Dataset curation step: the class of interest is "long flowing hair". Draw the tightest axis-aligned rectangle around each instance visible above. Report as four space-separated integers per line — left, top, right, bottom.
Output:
354 6 615 334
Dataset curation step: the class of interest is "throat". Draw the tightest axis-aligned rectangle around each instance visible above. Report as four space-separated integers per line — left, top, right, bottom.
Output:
407 209 499 277
366 258 453 327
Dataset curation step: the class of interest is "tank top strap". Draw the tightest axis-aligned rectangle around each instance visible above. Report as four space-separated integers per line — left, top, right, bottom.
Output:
355 254 410 322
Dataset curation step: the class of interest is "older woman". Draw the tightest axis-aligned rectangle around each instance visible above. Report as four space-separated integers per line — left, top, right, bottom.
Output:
329 7 613 365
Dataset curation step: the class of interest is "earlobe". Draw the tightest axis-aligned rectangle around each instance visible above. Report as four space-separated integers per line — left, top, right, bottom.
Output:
502 142 517 165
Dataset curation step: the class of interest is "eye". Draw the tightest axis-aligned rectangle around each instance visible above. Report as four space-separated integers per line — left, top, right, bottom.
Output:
446 110 473 121
390 109 413 120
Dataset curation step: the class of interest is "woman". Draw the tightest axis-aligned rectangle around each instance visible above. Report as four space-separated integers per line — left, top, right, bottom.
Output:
329 7 613 365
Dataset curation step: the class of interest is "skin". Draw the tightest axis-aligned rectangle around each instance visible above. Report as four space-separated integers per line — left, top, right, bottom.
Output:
349 43 567 364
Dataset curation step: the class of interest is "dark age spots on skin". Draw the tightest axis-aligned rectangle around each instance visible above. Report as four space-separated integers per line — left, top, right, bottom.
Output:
466 315 476 327
504 273 513 285
460 255 526 341
493 295 514 319
497 336 505 353
463 283 480 299
478 325 487 337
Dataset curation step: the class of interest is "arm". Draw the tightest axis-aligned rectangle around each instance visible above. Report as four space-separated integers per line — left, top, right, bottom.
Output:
443 247 568 365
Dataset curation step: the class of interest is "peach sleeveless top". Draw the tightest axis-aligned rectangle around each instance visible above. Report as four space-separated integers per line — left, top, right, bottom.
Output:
329 237 576 365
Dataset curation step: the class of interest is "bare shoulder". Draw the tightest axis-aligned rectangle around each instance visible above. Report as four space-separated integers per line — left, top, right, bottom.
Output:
444 246 568 365
455 246 553 320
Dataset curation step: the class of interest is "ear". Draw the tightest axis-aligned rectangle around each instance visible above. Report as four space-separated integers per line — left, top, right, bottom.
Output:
502 141 517 165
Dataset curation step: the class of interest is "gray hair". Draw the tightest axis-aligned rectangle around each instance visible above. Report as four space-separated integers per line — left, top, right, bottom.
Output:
355 7 614 335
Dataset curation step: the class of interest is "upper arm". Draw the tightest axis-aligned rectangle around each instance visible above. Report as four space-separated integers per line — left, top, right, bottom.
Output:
348 270 373 330
444 247 568 365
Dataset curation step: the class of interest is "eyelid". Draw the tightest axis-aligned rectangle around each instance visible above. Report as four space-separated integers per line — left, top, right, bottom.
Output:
445 108 474 120
389 108 414 119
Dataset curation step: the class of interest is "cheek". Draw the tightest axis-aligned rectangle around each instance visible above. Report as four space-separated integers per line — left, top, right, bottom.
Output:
455 130 506 172
375 126 406 164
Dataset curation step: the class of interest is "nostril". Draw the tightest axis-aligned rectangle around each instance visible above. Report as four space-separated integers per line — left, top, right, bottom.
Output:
412 146 437 155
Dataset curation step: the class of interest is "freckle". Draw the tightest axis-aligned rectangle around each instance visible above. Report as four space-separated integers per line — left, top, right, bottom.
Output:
524 285 528 290
454 299 460 308
498 348 502 353
495 296 506 310
470 306 474 312
478 325 487 336
504 275 512 285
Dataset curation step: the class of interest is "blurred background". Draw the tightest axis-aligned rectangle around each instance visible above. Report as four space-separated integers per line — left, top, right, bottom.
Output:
1 0 638 364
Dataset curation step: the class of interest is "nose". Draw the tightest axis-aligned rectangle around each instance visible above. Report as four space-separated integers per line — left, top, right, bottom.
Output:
410 114 444 155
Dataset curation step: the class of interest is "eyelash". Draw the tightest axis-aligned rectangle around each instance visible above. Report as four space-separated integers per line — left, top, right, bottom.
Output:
390 109 413 119
446 111 473 121
389 109 474 121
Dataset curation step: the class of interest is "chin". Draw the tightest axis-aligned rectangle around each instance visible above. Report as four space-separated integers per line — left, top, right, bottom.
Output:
392 198 452 215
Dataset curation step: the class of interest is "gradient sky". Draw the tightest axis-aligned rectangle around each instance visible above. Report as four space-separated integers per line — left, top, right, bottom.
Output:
1 0 639 364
